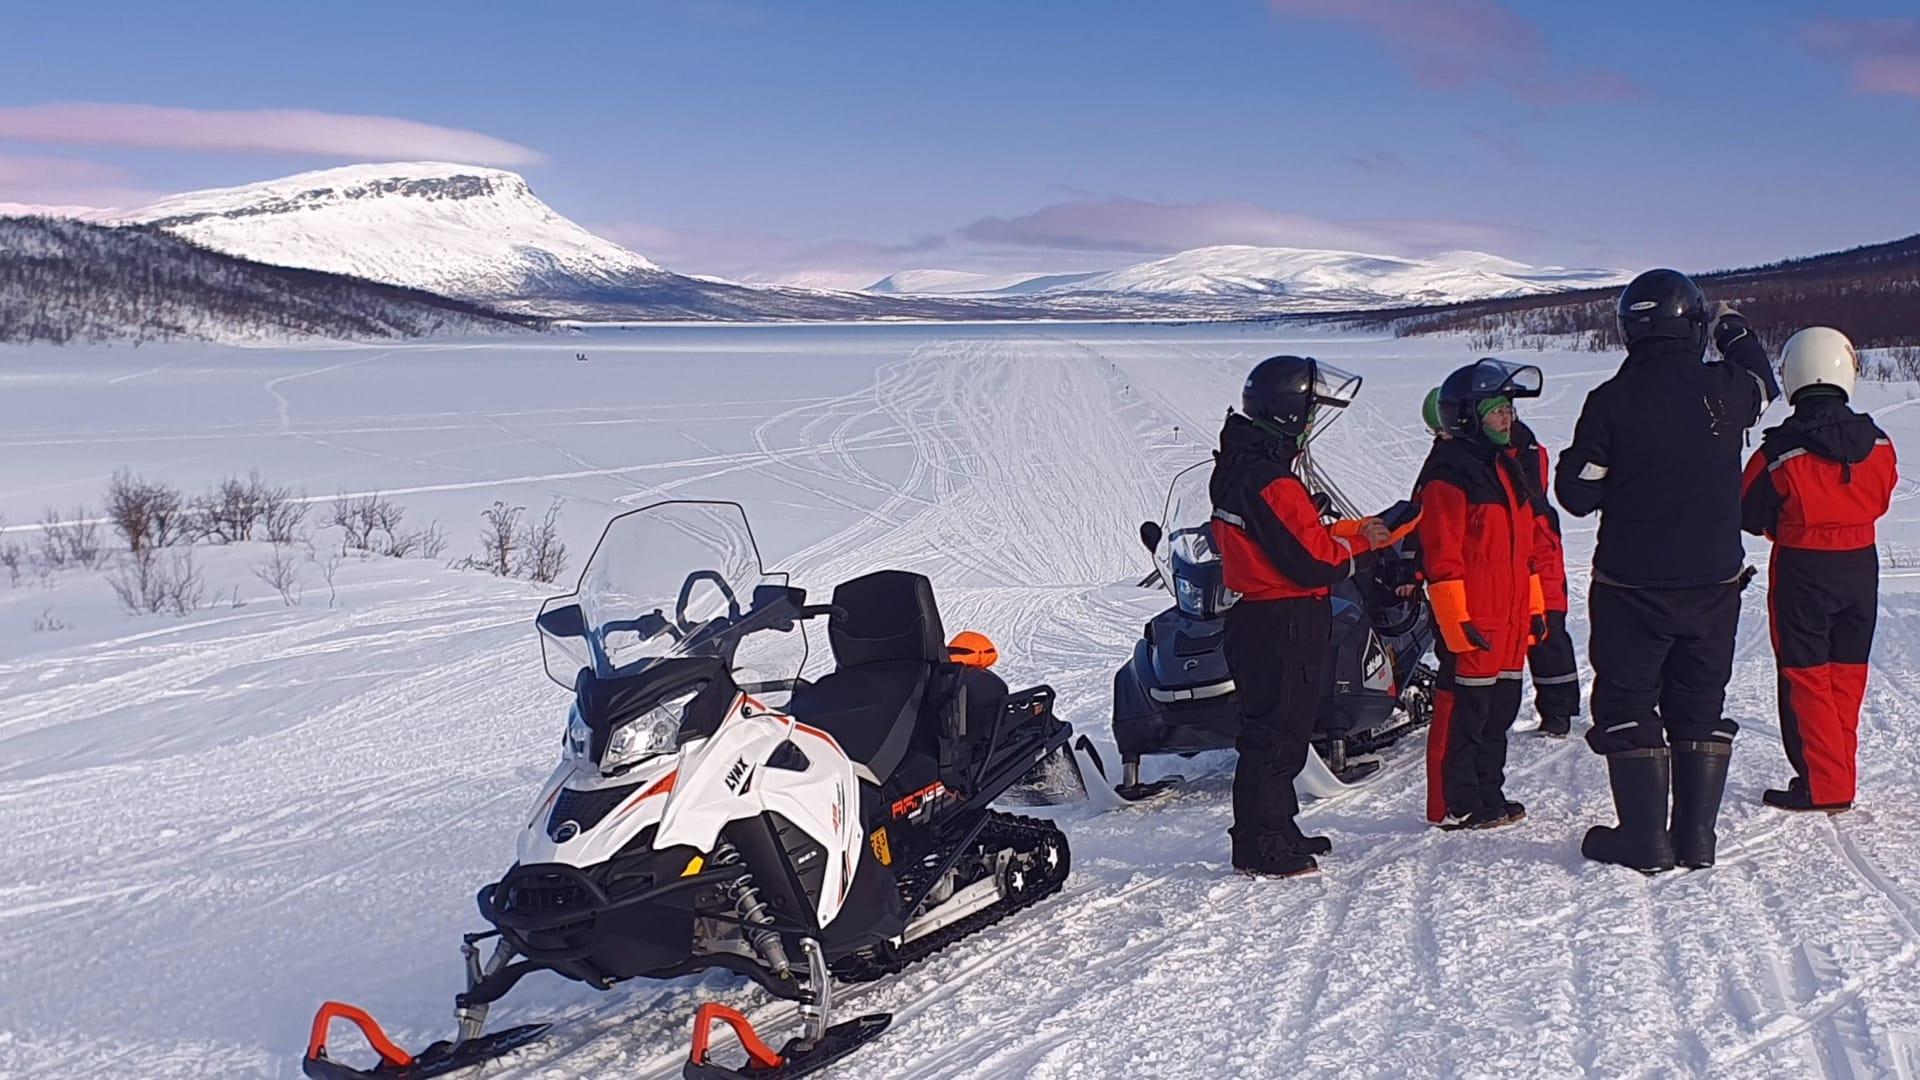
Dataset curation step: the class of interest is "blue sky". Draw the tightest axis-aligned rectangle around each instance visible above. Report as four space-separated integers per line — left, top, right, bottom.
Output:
3 0 1918 285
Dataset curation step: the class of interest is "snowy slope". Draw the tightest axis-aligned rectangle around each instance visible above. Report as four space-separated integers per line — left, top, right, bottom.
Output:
125 163 664 303
864 268 1099 296
120 165 1011 323
4 327 1920 1078
1037 244 1624 310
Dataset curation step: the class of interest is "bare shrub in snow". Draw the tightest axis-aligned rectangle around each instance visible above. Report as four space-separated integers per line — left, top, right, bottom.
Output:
517 499 568 584
108 548 205 616
259 484 310 545
0 517 22 587
254 547 304 606
331 493 383 554
330 492 438 558
39 507 105 569
468 501 524 577
32 607 69 632
306 539 343 609
106 470 191 553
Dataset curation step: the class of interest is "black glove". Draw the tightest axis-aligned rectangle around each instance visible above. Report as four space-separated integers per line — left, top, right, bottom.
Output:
1531 614 1549 643
1461 621 1491 651
1713 312 1752 356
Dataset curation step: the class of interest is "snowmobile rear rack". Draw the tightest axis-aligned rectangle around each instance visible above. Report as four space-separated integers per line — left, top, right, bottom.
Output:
301 1000 548 1080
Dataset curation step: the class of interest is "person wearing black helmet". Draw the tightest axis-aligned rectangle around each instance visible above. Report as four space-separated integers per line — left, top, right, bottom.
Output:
1210 355 1393 877
1557 269 1780 873
1415 359 1556 830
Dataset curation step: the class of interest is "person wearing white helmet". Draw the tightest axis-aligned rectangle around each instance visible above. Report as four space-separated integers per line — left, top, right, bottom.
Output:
1740 326 1897 813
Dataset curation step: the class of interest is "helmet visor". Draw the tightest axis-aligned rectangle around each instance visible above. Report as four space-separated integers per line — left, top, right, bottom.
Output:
1308 360 1363 410
1462 359 1542 400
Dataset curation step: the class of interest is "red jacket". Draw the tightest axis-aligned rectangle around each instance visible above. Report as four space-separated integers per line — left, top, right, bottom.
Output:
1209 414 1366 601
1414 437 1555 654
1741 395 1896 550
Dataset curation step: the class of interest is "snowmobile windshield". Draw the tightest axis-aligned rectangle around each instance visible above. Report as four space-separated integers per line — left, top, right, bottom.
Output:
1156 462 1239 618
536 501 807 694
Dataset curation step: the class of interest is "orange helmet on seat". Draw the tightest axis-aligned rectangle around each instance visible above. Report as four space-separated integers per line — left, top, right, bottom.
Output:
948 631 998 669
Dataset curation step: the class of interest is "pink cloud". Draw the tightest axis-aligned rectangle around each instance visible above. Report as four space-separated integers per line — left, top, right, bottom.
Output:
1806 18 1920 99
958 197 1537 258
0 103 544 165
1268 0 1641 105
0 154 164 214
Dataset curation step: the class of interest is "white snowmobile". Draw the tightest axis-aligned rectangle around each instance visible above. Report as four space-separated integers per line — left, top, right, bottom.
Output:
303 501 1090 1080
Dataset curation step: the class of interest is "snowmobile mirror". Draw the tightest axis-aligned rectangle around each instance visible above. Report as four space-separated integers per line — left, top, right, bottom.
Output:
1139 521 1163 553
537 603 587 639
750 584 807 630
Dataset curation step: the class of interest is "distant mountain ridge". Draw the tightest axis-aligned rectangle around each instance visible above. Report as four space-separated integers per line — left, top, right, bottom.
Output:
0 216 541 344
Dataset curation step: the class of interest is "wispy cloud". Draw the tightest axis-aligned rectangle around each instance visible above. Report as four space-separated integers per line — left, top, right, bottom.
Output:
0 103 544 165
958 197 1535 258
1267 0 1641 105
0 154 163 214
1805 17 1920 99
1345 150 1405 173
595 221 947 286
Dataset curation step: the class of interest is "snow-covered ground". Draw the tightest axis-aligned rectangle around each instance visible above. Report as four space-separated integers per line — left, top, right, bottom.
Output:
4 324 1920 1078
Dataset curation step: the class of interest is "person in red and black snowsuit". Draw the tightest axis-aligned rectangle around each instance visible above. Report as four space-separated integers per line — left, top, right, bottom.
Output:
1211 355 1392 877
1740 327 1896 813
1510 419 1580 737
1416 359 1556 829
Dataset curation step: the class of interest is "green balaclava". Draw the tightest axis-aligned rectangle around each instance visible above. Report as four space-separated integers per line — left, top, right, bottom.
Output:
1478 395 1513 446
1421 387 1444 436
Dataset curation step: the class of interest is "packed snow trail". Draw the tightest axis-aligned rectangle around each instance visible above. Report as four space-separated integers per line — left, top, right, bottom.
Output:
1 326 1919 1077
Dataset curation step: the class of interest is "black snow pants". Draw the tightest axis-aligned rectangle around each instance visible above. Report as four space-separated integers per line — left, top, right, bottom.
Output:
1528 609 1581 721
1222 596 1331 845
1435 649 1523 818
1586 581 1742 755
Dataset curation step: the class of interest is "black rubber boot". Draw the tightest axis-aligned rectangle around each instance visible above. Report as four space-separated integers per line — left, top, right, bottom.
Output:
1582 747 1677 873
1295 834 1333 856
1669 739 1731 868
1232 832 1319 877
1537 715 1572 738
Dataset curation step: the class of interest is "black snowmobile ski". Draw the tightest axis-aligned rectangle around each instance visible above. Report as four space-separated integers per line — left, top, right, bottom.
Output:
684 1004 892 1079
302 1002 548 1080
832 811 1069 983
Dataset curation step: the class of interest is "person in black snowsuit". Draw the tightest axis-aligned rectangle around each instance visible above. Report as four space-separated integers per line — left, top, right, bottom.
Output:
1557 269 1780 873
1210 355 1390 878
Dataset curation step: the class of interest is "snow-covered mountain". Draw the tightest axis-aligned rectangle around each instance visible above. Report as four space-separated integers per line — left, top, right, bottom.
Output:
121 164 1009 322
865 268 1099 297
1031 245 1623 311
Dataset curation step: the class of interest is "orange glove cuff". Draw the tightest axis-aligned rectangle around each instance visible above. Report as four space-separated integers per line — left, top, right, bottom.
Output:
1428 578 1475 653
1329 518 1365 540
1529 574 1546 619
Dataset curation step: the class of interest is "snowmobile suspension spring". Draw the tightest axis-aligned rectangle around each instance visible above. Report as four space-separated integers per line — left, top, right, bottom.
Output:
729 877 790 978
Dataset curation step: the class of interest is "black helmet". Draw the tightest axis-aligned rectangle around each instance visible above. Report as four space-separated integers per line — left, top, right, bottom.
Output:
1616 268 1708 349
1437 358 1543 439
1241 355 1362 440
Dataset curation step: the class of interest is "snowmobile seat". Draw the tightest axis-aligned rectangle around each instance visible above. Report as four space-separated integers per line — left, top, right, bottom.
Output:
789 570 948 784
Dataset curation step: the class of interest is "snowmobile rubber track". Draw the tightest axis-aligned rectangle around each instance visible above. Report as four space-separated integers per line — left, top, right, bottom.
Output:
831 811 1068 984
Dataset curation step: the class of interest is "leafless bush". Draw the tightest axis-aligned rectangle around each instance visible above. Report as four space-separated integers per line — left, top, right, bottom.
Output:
253 546 304 606
39 507 105 569
517 499 569 584
0 516 22 587
306 539 343 609
469 501 524 577
31 607 68 632
331 493 383 554
331 492 438 558
193 471 274 543
107 548 204 616
259 485 310 545
106 470 190 553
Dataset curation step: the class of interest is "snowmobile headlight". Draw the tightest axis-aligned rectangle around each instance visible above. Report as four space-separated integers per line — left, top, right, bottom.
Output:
602 689 699 774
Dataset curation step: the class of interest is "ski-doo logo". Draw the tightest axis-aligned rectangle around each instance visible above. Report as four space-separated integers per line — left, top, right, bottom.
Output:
725 758 750 793
553 820 581 843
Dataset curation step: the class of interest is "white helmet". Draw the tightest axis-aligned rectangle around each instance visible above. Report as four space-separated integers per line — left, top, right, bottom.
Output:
1780 326 1860 403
